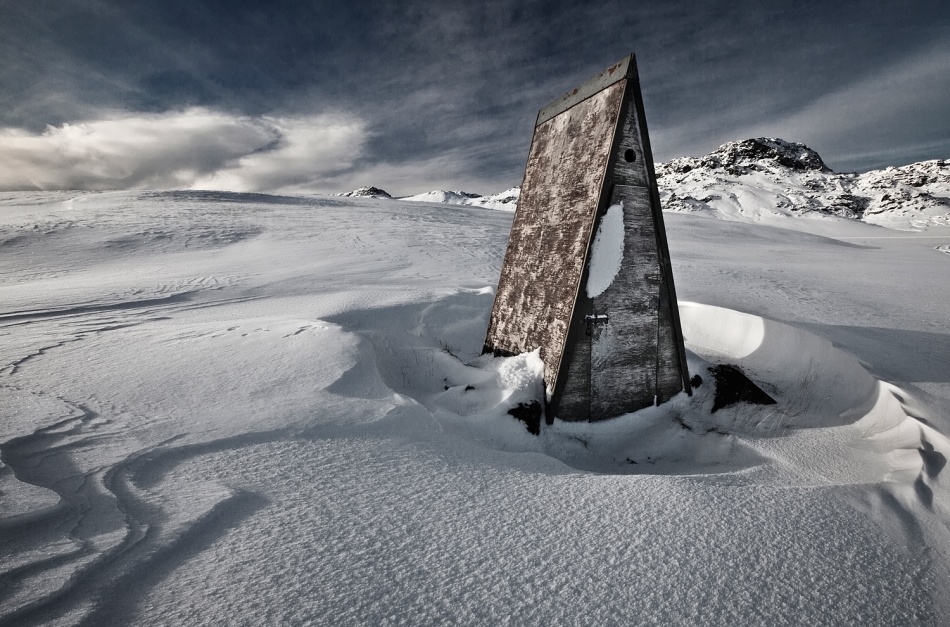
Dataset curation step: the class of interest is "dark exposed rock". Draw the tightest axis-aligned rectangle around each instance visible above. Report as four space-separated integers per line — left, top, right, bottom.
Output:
827 192 870 218
702 138 830 173
709 364 776 413
334 186 392 198
658 138 830 179
508 401 542 435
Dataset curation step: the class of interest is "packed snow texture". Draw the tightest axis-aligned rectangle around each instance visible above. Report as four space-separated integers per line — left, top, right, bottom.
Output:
585 201 624 298
1 185 950 626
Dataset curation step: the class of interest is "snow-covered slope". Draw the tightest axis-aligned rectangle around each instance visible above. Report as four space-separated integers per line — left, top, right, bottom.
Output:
657 138 950 230
334 187 520 211
401 187 521 211
2 189 950 625
401 189 482 204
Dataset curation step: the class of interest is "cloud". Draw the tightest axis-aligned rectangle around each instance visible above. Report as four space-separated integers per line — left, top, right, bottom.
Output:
765 43 950 170
0 109 367 192
333 153 505 198
3 1 949 194
191 114 368 192
653 41 950 171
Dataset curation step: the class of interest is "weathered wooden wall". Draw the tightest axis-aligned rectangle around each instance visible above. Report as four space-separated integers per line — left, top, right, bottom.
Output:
589 184 662 416
485 55 690 423
483 79 624 390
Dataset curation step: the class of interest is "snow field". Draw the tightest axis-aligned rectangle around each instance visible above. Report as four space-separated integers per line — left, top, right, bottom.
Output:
1 190 949 625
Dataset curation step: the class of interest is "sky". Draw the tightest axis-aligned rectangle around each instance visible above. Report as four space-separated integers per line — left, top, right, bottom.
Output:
1 0 948 195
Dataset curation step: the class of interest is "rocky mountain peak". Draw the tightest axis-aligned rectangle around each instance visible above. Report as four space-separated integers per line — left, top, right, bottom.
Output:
656 140 949 229
662 138 830 176
334 186 392 198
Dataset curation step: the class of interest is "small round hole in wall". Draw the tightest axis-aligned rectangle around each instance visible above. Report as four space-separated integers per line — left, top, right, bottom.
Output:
623 148 636 163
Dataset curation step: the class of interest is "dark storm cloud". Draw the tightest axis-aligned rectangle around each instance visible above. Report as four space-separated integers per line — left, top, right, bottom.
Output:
1 0 948 193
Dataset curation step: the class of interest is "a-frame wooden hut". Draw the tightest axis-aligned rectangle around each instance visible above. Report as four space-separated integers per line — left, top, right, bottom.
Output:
484 54 691 423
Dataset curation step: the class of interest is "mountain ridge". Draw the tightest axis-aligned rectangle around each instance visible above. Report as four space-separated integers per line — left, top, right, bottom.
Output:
354 138 948 230
656 138 949 229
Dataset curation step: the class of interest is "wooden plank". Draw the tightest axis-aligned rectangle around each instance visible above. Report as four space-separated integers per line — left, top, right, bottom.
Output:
631 61 693 398
536 57 631 125
590 185 660 417
556 327 591 419
484 80 625 394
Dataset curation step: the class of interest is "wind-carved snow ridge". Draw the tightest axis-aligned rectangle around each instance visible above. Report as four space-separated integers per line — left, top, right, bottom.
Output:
586 202 624 298
323 288 548 453
676 303 950 510
325 286 949 489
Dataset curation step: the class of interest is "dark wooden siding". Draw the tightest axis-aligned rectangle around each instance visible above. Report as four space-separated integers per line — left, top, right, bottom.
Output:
589 185 661 417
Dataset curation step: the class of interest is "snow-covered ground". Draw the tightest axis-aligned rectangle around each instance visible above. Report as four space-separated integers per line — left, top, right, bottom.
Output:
400 188 521 212
2 186 950 625
334 186 521 212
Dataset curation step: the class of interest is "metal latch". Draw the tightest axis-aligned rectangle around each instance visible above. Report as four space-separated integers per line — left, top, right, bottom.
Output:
584 313 609 335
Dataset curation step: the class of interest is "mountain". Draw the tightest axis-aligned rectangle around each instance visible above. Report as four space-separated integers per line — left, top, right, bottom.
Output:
392 138 949 231
657 138 950 230
333 185 392 198
663 137 832 174
400 187 521 211
401 190 482 204
334 186 520 210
